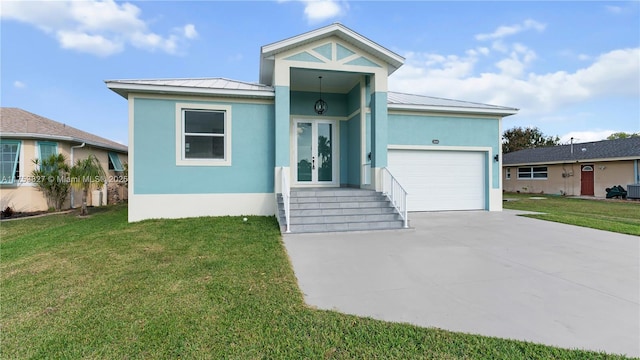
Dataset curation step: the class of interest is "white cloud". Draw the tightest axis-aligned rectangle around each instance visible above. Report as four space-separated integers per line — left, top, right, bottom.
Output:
57 30 124 56
182 24 198 39
279 0 346 23
304 0 344 22
390 47 639 116
13 81 26 89
475 19 546 41
560 130 616 143
0 0 197 57
605 5 623 14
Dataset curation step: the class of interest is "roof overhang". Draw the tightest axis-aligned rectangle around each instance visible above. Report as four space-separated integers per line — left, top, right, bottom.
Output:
388 103 519 117
260 23 405 86
106 81 275 100
0 133 127 153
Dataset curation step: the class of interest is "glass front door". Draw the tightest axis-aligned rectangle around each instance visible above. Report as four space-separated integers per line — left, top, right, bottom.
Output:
295 119 336 185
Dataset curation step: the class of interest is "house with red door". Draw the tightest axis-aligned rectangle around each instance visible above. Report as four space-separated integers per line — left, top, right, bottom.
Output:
502 137 640 197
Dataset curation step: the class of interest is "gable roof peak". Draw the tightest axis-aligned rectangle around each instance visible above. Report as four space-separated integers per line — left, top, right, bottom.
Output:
260 23 405 85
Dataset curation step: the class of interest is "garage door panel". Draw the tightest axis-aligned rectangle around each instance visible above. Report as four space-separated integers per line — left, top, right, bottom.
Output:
387 150 485 211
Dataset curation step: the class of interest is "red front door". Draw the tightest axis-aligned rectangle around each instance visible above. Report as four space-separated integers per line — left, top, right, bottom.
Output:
581 165 594 196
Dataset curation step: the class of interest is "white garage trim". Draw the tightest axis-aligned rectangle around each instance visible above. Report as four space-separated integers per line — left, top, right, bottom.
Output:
387 147 492 212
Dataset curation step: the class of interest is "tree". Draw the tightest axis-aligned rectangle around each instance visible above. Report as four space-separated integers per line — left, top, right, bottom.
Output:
607 132 639 140
70 154 106 216
502 126 560 154
31 154 71 211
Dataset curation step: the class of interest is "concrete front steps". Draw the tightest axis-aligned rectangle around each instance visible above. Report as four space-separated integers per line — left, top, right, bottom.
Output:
277 188 405 233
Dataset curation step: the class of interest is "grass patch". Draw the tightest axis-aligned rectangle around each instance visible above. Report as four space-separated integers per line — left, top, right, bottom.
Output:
1 205 632 359
503 193 640 236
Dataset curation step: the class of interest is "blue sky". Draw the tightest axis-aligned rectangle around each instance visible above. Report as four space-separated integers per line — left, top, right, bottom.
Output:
2 0 639 146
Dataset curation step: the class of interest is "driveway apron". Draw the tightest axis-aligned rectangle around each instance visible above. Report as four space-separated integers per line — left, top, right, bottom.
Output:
283 210 640 357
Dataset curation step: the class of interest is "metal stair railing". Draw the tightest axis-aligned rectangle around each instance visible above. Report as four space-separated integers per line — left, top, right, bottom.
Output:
280 167 291 233
381 167 408 228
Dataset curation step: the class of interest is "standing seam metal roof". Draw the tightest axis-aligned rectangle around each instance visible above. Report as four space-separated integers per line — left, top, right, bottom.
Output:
106 77 516 113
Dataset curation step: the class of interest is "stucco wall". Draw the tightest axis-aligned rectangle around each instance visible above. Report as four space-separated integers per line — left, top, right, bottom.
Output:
503 161 636 197
132 97 275 195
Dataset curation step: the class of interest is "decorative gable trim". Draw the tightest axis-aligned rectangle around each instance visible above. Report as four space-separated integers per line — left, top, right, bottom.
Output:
312 43 333 60
278 38 386 71
283 51 324 63
345 56 382 68
336 43 356 60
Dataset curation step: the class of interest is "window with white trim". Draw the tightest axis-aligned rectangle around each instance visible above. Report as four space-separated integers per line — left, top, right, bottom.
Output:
517 166 548 179
176 103 232 166
1 140 21 184
506 167 511 180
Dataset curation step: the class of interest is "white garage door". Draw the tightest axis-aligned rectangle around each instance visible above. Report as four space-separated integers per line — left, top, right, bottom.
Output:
387 150 486 211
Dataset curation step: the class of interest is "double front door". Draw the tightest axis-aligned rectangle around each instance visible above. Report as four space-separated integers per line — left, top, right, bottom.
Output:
294 119 337 185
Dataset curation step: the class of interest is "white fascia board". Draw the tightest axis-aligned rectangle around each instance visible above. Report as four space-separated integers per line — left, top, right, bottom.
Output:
106 82 275 99
388 103 519 116
0 133 127 153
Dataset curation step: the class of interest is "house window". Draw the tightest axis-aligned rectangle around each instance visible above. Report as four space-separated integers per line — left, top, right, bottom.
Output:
108 152 124 172
176 103 232 166
517 166 548 179
0 140 21 184
506 168 511 180
38 141 58 172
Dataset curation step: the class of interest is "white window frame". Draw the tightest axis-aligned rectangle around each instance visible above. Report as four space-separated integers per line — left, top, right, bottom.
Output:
175 103 232 166
505 167 511 180
517 166 548 180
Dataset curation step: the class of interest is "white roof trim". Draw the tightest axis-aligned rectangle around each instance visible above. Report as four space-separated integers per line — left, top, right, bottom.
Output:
0 133 127 153
260 23 405 85
106 81 275 99
388 103 519 116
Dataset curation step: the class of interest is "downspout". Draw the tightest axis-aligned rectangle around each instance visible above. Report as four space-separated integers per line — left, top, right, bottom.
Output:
635 159 639 184
70 143 86 208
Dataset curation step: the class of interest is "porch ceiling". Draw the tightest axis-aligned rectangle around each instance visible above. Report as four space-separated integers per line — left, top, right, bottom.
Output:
290 68 361 94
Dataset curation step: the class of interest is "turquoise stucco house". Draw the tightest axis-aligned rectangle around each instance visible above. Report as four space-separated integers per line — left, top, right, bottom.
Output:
106 23 518 227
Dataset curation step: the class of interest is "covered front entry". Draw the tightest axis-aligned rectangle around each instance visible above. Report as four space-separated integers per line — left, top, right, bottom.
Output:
293 118 338 186
388 149 486 211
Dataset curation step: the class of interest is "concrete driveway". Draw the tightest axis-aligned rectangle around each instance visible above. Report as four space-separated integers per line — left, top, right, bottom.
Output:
283 210 639 357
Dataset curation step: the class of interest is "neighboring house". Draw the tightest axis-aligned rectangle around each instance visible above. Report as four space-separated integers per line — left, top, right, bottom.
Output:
106 23 518 224
503 137 640 197
0 108 128 212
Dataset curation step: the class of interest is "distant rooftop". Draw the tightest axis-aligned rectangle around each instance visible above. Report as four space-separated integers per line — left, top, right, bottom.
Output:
503 137 640 165
0 107 127 153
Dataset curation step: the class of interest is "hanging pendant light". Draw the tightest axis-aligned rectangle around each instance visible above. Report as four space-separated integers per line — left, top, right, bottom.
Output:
314 76 328 115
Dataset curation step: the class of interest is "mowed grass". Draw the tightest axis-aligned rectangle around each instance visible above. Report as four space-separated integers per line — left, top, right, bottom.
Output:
0 205 631 359
503 193 640 236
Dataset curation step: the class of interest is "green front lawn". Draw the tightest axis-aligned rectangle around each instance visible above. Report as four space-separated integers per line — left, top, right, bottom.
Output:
0 205 631 359
503 193 640 236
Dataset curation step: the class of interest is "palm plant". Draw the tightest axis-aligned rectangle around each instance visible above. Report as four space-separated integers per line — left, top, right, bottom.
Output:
31 154 71 211
70 154 105 216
